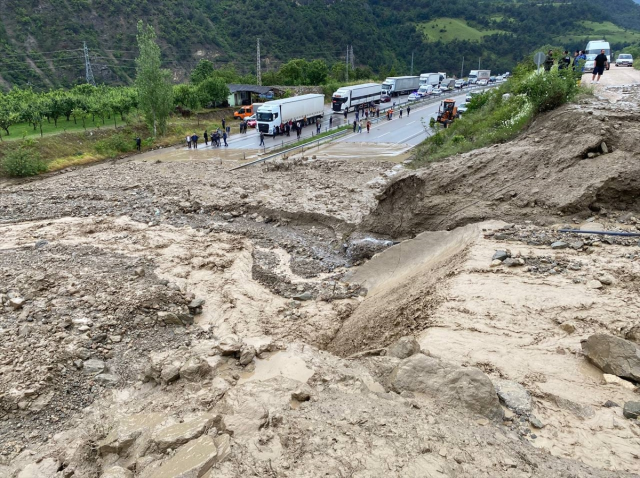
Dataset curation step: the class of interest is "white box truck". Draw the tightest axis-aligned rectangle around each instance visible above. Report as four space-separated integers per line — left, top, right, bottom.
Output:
419 73 440 87
469 70 490 84
256 94 325 136
332 83 382 113
381 76 420 96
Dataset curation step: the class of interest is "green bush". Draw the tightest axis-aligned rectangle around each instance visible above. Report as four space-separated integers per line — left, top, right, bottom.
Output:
94 133 135 156
1 145 48 177
513 69 578 113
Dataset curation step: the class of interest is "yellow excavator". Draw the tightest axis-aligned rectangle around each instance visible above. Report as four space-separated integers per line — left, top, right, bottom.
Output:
436 99 458 128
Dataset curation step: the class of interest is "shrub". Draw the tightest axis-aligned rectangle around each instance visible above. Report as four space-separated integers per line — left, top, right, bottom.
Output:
513 69 577 113
1 144 48 177
94 133 135 156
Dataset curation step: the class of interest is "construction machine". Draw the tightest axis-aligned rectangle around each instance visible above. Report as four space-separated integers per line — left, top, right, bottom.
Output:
436 99 458 128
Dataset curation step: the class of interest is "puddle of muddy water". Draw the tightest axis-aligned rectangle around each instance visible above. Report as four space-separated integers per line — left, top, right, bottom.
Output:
239 349 314 384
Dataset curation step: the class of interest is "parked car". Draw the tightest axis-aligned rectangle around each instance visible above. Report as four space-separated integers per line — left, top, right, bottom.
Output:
477 79 489 86
454 79 465 89
408 92 421 101
380 94 391 103
457 104 468 115
246 114 257 128
258 91 274 100
489 76 497 83
616 53 634 67
431 87 443 96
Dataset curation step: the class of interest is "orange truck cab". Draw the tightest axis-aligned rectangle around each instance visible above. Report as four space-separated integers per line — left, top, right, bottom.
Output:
234 103 263 120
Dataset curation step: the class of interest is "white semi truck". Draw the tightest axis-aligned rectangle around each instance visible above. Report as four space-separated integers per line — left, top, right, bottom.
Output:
419 73 441 87
332 83 381 113
256 94 325 136
381 76 420 96
468 70 491 84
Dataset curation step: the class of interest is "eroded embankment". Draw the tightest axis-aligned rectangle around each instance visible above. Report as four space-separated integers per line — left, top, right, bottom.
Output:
361 91 640 239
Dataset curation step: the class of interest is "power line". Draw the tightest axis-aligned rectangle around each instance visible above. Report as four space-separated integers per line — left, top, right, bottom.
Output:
84 42 96 86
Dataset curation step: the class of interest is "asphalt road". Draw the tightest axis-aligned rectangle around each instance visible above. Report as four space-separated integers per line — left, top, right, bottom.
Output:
189 90 481 152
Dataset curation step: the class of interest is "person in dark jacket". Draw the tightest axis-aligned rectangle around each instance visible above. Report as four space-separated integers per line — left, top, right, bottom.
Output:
204 130 209 146
591 49 609 84
259 132 265 146
221 118 226 131
191 133 199 149
544 50 554 72
222 131 228 147
135 137 141 151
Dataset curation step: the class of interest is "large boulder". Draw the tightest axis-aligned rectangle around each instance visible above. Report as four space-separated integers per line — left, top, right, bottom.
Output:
388 354 503 421
386 336 421 359
17 458 60 478
140 435 224 478
581 334 640 382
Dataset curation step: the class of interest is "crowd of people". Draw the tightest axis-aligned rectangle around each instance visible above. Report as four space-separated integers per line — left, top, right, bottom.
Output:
544 48 609 84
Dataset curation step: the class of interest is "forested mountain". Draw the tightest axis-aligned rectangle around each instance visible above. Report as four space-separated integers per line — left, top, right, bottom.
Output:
1 0 639 90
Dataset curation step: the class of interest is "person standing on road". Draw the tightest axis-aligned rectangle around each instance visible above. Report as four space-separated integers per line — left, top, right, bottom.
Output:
186 135 191 149
221 118 226 131
343 109 348 120
329 116 333 128
366 120 371 133
222 130 228 147
592 49 609 84
353 120 357 133
358 120 362 133
204 130 209 146
407 106 411 117
259 132 265 146
355 111 359 122
135 137 141 151
376 108 380 118
192 133 199 149
316 121 321 134
399 108 403 119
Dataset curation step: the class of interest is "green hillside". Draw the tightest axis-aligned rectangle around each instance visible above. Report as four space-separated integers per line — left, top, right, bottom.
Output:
1 0 640 90
417 18 508 43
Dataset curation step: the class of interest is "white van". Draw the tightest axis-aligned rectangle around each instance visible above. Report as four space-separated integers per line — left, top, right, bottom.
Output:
417 84 433 97
585 40 611 70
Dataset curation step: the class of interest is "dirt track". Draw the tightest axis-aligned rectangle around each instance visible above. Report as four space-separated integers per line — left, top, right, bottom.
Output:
1 70 640 477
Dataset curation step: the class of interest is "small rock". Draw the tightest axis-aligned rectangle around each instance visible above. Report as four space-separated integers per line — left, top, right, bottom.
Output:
603 400 619 408
559 322 576 334
158 311 183 326
292 291 313 301
492 250 509 262
161 362 182 384
503 258 525 267
603 373 636 390
582 334 640 382
587 280 603 289
9 297 25 309
95 373 120 385
215 336 242 356
597 273 615 286
134 267 145 277
291 390 311 402
551 241 568 249
180 356 212 381
83 359 106 374
494 380 532 416
529 415 544 429
34 239 49 249
100 466 133 478
387 336 421 359
570 241 584 250
601 142 608 154
623 401 640 419
490 259 502 267
238 345 257 366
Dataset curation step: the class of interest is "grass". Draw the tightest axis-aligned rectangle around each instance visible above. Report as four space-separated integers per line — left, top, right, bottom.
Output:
416 18 508 43
0 112 231 176
1 116 121 142
557 21 640 45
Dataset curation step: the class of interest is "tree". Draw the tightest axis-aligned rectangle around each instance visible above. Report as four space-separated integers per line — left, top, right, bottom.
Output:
197 77 230 107
307 60 328 85
0 92 20 139
190 60 216 84
135 21 174 136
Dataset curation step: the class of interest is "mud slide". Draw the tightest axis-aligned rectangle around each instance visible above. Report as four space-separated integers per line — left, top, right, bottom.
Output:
329 222 501 356
360 89 640 238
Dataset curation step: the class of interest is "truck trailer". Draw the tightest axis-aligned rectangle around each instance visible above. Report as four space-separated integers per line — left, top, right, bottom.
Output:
332 83 381 113
419 73 441 87
381 76 420 96
468 70 490 84
256 94 325 136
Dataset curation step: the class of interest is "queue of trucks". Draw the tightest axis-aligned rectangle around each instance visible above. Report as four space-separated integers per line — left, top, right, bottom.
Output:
256 69 493 135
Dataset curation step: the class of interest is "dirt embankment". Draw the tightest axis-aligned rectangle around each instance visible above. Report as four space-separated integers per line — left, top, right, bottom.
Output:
361 88 640 239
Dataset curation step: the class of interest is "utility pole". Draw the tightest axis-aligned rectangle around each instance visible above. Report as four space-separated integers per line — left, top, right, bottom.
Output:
256 38 262 86
410 51 414 76
478 57 481 70
350 45 355 71
83 41 95 86
346 45 349 82
461 56 464 79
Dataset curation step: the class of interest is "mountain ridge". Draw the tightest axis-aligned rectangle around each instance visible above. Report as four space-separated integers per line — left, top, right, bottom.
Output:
1 0 639 90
